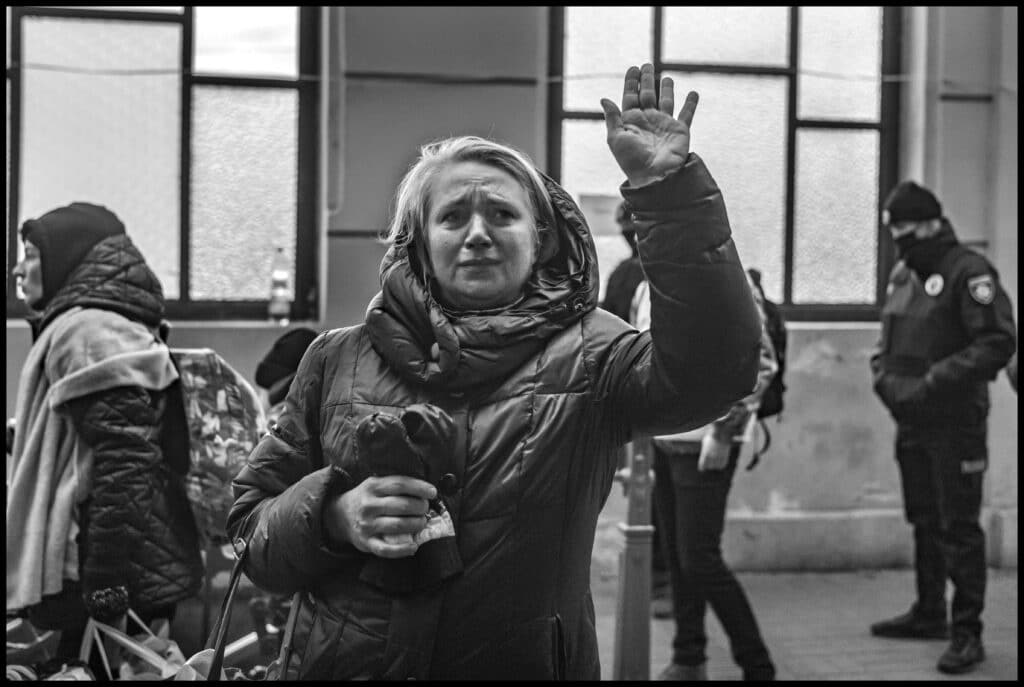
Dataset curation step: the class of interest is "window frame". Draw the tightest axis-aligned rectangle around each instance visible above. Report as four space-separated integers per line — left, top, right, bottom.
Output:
547 6 901 322
6 5 320 321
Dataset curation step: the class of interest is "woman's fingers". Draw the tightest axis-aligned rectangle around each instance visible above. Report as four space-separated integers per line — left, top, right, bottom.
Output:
677 90 700 128
367 474 436 500
367 494 431 517
637 63 657 109
600 98 623 136
621 65 641 111
659 76 674 115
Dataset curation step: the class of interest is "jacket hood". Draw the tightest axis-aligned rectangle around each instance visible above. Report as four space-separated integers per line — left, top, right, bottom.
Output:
366 173 600 392
29 234 166 338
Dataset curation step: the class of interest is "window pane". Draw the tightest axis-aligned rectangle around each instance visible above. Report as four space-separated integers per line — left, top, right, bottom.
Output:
194 6 297 78
663 72 787 302
793 129 879 303
798 7 882 122
19 16 181 297
560 119 631 301
662 7 789 66
190 85 297 301
564 6 652 112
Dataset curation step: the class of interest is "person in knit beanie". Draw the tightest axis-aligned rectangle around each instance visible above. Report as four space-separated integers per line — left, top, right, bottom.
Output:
255 327 319 427
869 180 1017 675
18 202 126 311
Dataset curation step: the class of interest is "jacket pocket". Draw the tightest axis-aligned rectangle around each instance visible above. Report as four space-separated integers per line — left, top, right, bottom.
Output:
297 599 388 680
442 614 566 680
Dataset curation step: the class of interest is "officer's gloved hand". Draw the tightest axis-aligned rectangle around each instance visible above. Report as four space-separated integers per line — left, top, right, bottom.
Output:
876 373 932 419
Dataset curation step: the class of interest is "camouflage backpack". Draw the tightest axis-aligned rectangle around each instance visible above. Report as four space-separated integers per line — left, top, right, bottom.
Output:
162 348 266 546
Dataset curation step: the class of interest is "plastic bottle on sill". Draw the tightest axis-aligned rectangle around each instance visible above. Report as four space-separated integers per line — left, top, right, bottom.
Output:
268 246 291 326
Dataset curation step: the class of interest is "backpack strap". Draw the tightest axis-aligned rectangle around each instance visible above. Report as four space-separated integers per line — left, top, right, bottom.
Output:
745 418 772 471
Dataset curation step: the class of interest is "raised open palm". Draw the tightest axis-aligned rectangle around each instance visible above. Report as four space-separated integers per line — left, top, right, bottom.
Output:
600 63 699 188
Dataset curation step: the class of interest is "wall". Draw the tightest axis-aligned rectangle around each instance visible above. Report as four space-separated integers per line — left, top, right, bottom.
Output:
6 7 1017 569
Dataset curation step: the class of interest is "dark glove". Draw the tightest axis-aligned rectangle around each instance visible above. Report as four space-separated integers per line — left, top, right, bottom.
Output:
355 405 463 594
875 373 932 420
83 585 129 623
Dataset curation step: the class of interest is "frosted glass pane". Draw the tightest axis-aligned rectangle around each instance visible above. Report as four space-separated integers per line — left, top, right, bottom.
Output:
798 7 882 122
194 6 297 78
663 7 789 66
20 16 181 298
663 72 787 302
190 86 297 300
560 120 631 300
564 6 652 112
793 129 879 303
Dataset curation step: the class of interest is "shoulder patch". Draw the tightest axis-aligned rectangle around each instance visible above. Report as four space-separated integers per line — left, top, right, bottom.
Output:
924 274 944 296
967 274 995 305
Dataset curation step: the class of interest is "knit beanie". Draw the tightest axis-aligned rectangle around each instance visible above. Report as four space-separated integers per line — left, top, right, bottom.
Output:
255 327 318 405
19 202 126 304
883 181 942 224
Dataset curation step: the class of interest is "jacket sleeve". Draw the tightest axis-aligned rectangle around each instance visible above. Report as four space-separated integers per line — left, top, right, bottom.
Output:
712 320 778 441
66 386 164 616
598 154 762 440
926 257 1017 390
226 332 362 594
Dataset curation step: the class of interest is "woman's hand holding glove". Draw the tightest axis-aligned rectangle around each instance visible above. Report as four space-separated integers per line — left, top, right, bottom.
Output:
324 475 436 559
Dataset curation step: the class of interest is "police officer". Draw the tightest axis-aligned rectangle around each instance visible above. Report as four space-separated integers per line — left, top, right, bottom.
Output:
869 181 1016 674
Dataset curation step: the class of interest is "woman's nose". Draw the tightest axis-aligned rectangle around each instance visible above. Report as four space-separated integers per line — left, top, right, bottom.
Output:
464 214 492 247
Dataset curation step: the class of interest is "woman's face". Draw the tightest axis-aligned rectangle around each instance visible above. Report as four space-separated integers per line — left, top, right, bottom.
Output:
13 240 44 309
425 161 537 311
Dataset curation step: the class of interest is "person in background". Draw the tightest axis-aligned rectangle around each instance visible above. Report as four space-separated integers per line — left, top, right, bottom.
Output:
255 327 319 430
870 181 1016 674
7 202 203 670
600 201 645 323
225 64 763 680
633 272 778 681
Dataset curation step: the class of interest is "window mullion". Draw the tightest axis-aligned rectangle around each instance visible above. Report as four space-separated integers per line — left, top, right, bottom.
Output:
8 8 24 303
783 6 799 306
179 7 194 304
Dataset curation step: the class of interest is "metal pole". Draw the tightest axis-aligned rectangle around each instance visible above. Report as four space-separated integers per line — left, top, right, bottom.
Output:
611 439 654 681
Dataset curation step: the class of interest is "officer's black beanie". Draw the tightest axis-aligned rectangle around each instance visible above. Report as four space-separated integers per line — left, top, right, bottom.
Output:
19 202 126 302
883 181 942 223
256 327 318 404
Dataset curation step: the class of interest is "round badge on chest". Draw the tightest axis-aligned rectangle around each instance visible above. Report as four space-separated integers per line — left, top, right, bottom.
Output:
924 273 944 296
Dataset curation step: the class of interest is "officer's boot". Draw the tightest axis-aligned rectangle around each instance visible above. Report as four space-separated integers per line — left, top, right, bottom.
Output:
870 602 948 639
937 632 985 674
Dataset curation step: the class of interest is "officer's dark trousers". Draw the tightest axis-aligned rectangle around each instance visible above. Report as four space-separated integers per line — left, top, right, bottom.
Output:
895 424 987 639
653 445 774 674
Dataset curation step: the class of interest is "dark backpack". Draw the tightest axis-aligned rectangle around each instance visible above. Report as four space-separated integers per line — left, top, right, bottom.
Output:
747 297 787 471
756 297 787 420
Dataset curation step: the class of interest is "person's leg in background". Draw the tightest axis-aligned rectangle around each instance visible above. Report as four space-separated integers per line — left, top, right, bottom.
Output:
650 486 673 618
653 444 774 680
678 446 774 680
652 445 708 680
871 426 950 639
933 426 987 674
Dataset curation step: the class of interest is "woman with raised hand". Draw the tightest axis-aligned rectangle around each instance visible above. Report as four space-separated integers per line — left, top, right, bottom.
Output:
227 63 762 680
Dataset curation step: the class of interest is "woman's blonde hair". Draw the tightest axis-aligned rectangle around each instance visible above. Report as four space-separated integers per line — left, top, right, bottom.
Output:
383 136 556 250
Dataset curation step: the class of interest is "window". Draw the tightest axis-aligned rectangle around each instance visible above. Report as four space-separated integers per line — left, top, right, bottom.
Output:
6 6 320 320
549 7 900 321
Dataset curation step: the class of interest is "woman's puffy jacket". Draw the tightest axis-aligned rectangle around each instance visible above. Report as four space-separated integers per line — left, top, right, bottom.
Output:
31 236 203 621
227 154 762 680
